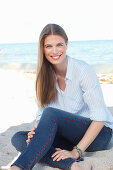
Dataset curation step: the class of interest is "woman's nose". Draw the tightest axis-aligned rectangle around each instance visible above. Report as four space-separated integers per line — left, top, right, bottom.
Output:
52 47 58 54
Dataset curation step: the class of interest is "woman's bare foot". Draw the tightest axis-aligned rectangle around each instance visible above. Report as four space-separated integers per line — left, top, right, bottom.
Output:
70 160 92 170
9 166 21 170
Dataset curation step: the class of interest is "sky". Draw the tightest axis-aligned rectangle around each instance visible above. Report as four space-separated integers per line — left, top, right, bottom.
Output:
0 0 113 44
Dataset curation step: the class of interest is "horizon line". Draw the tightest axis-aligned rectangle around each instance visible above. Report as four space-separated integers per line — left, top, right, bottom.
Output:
0 39 113 45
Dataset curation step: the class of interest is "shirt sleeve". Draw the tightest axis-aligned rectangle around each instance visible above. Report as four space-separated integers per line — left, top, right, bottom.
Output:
80 64 109 121
36 107 44 121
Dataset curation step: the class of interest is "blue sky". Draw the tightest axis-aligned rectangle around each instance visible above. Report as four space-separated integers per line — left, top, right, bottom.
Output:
0 0 113 43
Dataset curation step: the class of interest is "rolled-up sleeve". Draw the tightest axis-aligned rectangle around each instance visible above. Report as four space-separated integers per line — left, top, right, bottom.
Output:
80 64 109 121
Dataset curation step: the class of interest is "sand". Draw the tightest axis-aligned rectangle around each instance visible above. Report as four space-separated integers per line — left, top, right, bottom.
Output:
0 70 113 170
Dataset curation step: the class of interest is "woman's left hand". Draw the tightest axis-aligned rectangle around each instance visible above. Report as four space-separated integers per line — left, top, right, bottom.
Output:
51 148 77 161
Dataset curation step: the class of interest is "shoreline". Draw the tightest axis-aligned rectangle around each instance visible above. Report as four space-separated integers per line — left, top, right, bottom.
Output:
0 61 113 75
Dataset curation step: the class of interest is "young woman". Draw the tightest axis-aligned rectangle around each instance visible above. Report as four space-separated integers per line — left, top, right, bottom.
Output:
10 24 113 170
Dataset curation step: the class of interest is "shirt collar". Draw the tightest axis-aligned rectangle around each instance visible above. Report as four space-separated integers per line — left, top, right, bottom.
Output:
55 55 73 92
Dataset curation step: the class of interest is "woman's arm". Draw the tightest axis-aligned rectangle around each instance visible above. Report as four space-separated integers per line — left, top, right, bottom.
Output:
72 64 106 156
52 121 105 161
72 120 105 156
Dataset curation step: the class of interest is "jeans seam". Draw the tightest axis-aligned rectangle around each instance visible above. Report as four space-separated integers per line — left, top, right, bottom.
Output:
27 116 89 169
27 116 106 169
27 119 57 169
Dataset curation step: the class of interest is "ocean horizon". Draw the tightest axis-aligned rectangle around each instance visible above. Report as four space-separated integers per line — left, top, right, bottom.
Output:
0 40 113 73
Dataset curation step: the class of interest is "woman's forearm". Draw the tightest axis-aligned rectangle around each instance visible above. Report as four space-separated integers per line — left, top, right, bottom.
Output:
73 121 105 153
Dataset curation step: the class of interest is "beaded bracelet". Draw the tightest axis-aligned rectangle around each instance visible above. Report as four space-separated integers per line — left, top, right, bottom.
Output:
73 146 83 158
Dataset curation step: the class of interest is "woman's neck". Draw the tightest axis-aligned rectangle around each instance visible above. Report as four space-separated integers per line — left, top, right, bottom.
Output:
54 57 68 79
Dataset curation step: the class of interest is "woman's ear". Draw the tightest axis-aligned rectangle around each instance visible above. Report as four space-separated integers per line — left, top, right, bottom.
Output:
66 41 68 48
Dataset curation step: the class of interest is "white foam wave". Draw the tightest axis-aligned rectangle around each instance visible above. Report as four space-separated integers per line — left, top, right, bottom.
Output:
0 63 36 72
0 62 113 74
93 64 113 74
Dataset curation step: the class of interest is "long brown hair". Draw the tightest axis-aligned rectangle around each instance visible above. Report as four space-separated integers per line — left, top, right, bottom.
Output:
36 24 68 108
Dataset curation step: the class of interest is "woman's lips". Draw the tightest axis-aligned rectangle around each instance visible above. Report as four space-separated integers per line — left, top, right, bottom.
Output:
51 54 62 60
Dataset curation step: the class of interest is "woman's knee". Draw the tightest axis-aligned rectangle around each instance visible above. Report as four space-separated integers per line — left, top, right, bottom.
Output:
11 131 29 152
42 107 58 119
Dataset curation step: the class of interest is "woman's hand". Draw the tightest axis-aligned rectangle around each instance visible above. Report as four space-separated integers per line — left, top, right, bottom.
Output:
26 120 39 144
26 127 36 144
51 148 78 161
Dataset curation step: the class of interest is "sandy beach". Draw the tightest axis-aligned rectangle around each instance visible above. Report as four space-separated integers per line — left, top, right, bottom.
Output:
0 70 113 170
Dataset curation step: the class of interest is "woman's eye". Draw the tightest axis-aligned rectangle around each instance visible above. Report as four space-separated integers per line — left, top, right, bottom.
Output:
57 44 63 46
46 46 51 48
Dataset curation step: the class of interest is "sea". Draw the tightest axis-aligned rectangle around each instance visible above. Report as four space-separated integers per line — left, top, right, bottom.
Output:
0 40 113 73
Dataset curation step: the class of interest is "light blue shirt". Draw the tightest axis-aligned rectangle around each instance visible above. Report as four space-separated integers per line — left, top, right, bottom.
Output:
36 56 113 130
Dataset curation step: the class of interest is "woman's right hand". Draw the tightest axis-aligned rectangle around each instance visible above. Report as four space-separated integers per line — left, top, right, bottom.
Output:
26 127 36 144
26 120 39 144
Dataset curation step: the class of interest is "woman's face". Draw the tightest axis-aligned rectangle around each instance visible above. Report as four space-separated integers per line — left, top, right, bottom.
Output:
44 35 68 65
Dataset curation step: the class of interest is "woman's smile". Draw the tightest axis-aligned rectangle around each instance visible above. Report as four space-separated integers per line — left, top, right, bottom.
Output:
50 54 62 60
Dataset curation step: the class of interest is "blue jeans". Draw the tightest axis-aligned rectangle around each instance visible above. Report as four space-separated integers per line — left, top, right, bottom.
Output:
11 107 112 170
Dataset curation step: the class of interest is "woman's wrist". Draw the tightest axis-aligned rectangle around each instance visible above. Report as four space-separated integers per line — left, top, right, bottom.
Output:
72 146 83 158
71 148 80 158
